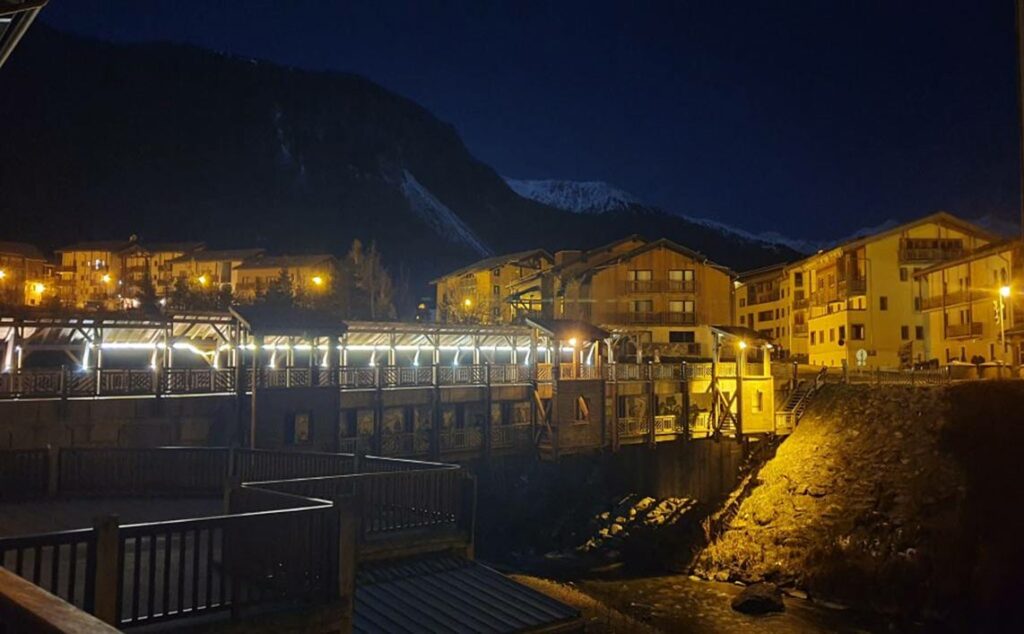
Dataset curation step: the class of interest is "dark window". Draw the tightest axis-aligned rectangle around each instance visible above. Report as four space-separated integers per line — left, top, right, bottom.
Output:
669 331 696 343
811 331 816 345
794 272 803 287
880 296 888 311
851 324 865 340
901 325 909 340
915 326 924 340
739 315 746 324
900 268 908 281
838 325 846 343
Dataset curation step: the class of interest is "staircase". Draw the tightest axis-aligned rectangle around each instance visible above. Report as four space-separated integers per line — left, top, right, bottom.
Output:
774 370 827 435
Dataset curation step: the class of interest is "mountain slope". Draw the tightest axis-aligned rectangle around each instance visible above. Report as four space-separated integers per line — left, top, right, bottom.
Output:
0 26 799 292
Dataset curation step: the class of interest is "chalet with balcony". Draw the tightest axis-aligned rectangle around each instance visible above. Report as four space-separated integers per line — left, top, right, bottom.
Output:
0 241 51 307
797 212 996 369
507 236 735 360
914 239 1022 364
232 254 338 301
168 248 266 293
432 249 552 324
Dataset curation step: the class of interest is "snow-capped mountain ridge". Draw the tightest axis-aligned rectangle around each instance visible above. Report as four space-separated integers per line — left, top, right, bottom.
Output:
504 178 640 214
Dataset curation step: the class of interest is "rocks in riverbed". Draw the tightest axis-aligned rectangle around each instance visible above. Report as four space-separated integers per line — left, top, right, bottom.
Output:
731 582 785 614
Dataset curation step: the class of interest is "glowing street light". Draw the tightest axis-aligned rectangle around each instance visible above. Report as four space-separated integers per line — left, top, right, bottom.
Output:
998 286 1012 354
32 283 45 294
197 274 209 286
737 340 748 350
101 273 112 284
568 337 578 348
312 275 324 287
1000 285 1011 298
0 269 6 280
463 298 472 308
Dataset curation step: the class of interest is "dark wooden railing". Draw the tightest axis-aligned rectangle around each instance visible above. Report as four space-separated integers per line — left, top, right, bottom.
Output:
0 528 96 613
58 447 230 497
0 448 49 501
116 503 336 627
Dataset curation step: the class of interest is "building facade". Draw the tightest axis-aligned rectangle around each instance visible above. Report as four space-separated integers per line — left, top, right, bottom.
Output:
432 249 552 324
0 241 51 307
915 240 1022 365
796 213 995 368
168 248 266 293
506 237 735 360
233 254 337 302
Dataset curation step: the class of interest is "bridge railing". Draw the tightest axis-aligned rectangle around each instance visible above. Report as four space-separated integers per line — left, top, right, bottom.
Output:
0 448 49 501
0 527 97 613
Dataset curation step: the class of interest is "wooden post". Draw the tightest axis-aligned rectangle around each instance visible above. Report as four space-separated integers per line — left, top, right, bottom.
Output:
93 515 120 626
646 361 656 446
736 345 744 439
372 365 383 455
482 363 492 460
430 362 441 461
336 495 359 633
47 445 59 497
250 334 264 449
460 474 478 560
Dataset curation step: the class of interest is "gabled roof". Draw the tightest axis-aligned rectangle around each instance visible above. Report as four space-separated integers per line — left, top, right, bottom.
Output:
230 305 347 337
0 240 46 260
430 249 553 284
814 212 999 259
138 241 204 254
526 317 609 342
555 237 734 282
56 240 133 254
234 254 336 271
735 261 789 284
169 248 265 264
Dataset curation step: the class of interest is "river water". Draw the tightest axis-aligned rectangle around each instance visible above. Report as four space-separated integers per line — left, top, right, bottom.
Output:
577 575 893 633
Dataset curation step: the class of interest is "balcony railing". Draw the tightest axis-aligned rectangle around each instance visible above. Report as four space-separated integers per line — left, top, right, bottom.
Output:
611 311 697 325
899 246 965 263
793 323 808 336
622 279 696 293
945 322 983 339
746 290 781 306
920 289 988 311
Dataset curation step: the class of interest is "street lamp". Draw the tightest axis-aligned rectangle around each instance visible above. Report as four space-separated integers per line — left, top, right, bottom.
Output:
999 286 1011 354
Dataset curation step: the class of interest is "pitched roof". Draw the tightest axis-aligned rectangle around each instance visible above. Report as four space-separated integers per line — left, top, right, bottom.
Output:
0 241 46 260
234 254 336 270
431 249 553 283
139 241 204 254
229 305 347 337
169 248 265 263
354 557 580 634
526 317 610 342
812 212 999 259
735 261 789 283
55 240 133 253
555 237 733 282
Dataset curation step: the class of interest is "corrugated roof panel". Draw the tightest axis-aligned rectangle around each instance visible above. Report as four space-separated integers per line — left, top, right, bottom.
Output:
354 557 580 634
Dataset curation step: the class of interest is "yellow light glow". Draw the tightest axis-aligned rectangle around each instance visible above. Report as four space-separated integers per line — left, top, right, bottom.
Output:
1000 285 1011 298
463 298 473 308
738 340 748 350
0 269 6 280
197 274 209 286
32 283 45 294
312 275 324 286
101 274 112 283
568 337 578 347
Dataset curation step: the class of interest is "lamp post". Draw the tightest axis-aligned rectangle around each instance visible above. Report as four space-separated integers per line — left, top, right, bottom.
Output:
1000 285 1011 356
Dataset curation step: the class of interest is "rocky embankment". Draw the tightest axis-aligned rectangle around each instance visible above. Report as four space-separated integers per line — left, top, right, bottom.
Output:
694 382 1024 628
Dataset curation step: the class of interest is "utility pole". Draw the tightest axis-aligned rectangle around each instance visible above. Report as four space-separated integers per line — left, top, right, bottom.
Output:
1017 0 1024 240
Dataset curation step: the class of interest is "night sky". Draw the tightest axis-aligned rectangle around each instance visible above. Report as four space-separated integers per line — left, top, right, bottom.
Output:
41 0 1022 242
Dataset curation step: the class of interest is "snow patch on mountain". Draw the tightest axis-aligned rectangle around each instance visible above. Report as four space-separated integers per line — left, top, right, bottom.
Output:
401 170 493 257
505 178 641 214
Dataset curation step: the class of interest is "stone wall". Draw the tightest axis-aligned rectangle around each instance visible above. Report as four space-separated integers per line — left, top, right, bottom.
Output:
694 382 1024 627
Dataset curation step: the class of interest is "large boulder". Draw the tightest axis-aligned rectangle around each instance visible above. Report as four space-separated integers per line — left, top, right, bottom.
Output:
731 582 785 614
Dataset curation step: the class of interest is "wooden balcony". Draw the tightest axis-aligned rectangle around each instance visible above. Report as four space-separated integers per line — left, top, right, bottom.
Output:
899 246 965 263
746 290 781 306
622 279 696 293
920 289 988 311
945 322 983 339
610 311 697 325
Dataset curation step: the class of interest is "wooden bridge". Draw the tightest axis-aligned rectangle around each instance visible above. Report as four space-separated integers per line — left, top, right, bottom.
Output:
0 310 783 461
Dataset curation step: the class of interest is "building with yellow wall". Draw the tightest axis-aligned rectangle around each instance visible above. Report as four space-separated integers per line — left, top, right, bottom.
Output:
915 239 1021 364
733 262 811 361
56 238 203 309
0 241 52 307
509 236 735 360
233 254 337 302
432 249 552 324
169 248 265 294
797 212 995 369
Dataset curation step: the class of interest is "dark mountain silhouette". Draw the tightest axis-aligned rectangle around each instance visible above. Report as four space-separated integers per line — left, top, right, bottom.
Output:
0 25 798 292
